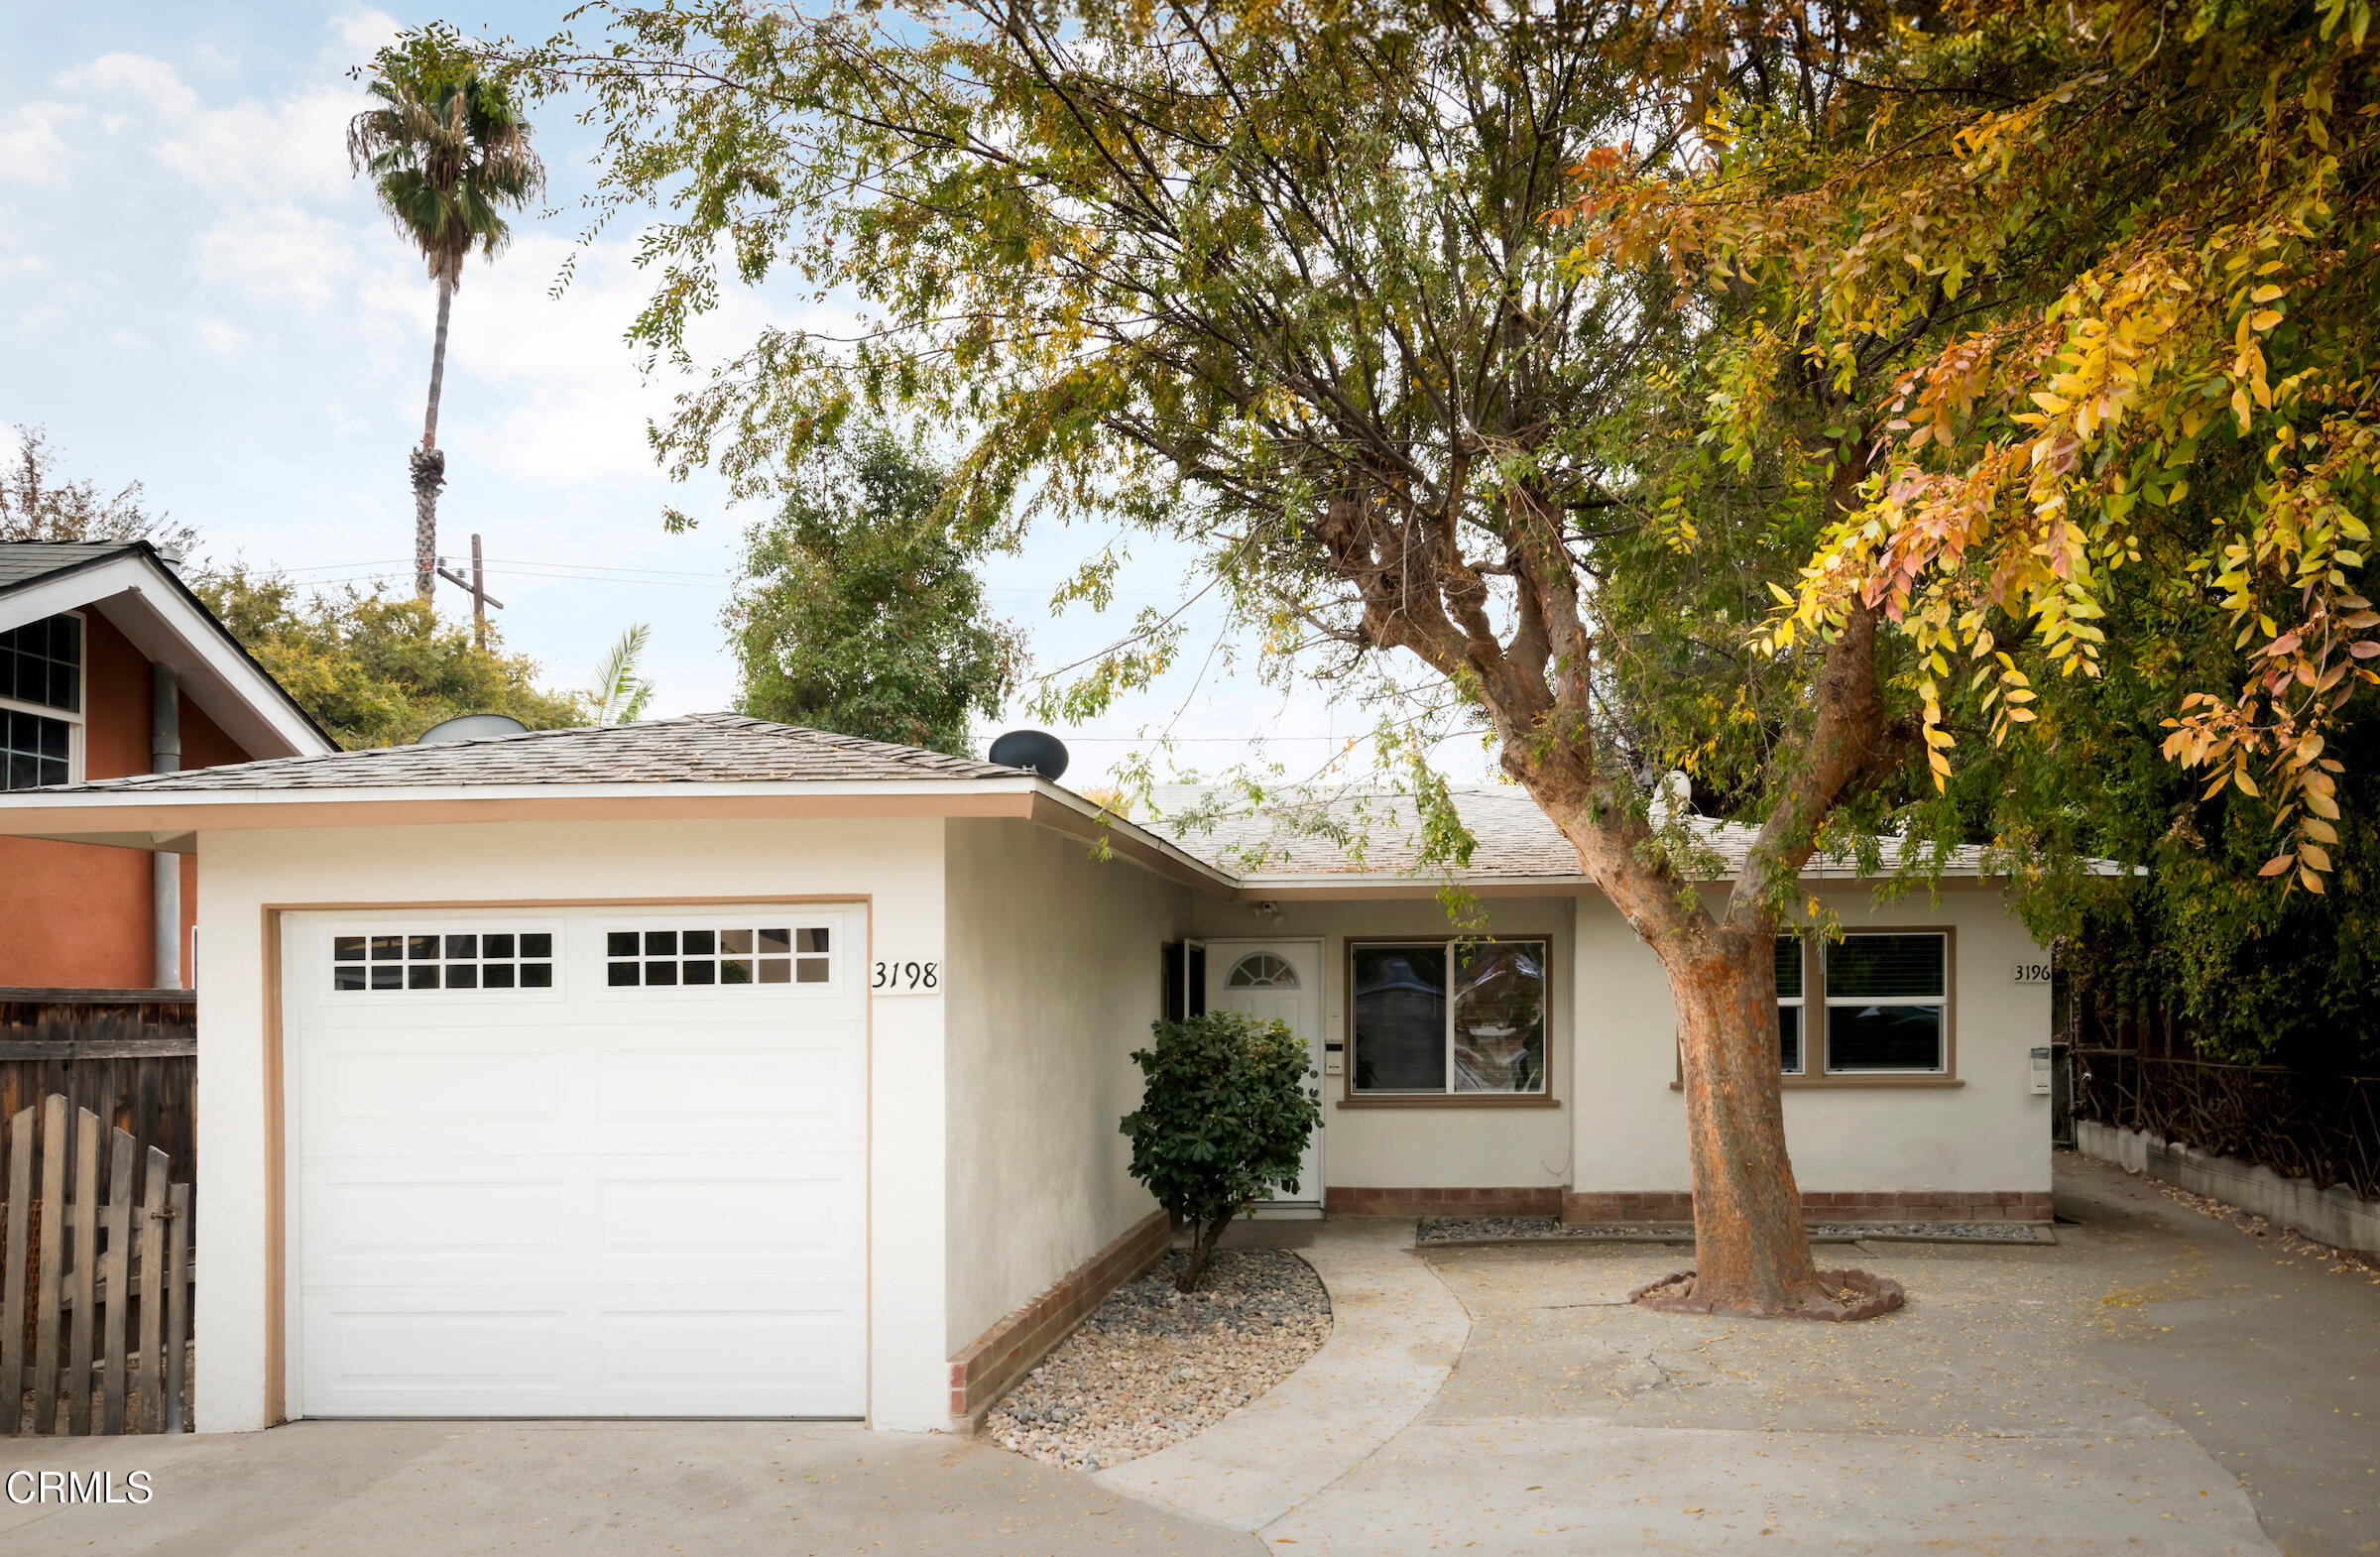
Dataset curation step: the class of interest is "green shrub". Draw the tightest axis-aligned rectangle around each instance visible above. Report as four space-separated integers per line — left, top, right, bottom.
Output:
1120 1012 1322 1292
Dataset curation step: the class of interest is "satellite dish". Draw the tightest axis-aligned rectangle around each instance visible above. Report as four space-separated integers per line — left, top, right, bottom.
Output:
989 729 1069 780
416 713 530 746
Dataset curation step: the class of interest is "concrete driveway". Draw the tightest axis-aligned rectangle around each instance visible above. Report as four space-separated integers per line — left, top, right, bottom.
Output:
1114 1154 2373 1555
3 1154 2367 1555
0 1419 1263 1555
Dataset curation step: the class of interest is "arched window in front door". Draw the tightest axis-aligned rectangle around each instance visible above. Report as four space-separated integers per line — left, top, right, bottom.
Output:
1226 952 1299 989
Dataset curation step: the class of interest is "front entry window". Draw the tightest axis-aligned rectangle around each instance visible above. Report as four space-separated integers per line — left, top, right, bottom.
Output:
1226 952 1299 989
1351 940 1548 1095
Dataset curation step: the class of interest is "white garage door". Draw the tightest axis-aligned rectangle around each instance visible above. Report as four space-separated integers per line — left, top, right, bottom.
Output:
287 903 867 1418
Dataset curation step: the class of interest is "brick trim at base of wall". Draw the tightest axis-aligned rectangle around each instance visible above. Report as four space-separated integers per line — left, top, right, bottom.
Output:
1562 1189 2053 1224
946 1208 1172 1426
1325 1186 1566 1218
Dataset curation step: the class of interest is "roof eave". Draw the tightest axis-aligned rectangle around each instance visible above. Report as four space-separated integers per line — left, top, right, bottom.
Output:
0 545 336 759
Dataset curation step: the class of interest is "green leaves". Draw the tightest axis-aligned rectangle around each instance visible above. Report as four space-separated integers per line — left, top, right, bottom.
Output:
191 566 585 748
349 26 544 285
1120 1012 1322 1237
728 427 1020 755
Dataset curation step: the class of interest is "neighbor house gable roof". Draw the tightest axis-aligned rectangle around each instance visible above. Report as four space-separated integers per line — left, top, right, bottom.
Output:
0 540 335 759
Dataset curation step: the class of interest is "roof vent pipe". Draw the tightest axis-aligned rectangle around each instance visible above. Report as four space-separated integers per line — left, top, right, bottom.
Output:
1651 769 1692 828
989 729 1069 780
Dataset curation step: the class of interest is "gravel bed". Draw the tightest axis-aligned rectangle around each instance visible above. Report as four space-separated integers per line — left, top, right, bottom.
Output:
983 1247 1330 1473
1419 1215 2055 1247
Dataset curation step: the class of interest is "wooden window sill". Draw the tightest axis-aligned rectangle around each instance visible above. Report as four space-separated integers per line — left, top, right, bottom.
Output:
1667 1076 1964 1091
1337 1094 1563 1109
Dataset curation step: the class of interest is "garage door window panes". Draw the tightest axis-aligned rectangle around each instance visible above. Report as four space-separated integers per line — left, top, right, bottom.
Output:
1824 933 1948 1072
606 925 831 988
332 931 555 991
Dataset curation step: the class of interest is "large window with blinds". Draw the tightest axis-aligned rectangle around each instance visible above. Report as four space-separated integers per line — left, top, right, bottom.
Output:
1825 932 1950 1073
1769 930 1953 1080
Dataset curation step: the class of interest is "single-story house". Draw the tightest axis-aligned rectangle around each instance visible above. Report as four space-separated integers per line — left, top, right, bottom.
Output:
0 539 336 989
0 714 2052 1433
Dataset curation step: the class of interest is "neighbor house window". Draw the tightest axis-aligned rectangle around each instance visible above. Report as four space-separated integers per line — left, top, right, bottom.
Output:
606 925 831 988
333 930 556 991
1350 940 1547 1096
0 613 81 791
1775 937 1806 1074
1824 933 1949 1073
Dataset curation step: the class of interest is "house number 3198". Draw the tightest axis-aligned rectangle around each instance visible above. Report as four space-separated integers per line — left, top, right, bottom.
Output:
873 960 940 993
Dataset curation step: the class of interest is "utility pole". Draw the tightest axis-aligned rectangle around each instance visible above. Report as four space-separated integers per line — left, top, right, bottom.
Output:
435 533 504 651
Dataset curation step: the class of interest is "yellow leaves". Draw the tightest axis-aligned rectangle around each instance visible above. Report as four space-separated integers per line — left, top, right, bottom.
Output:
2251 284 2286 303
2250 308 2284 331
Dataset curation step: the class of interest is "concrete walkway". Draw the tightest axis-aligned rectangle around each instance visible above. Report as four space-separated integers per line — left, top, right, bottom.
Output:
1094 1218 1470 1527
1097 1194 2321 1555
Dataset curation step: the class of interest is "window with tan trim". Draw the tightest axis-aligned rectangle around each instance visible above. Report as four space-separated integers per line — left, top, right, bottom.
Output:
1349 939 1548 1097
1775 936 1807 1074
1824 932 1949 1073
1755 929 1958 1086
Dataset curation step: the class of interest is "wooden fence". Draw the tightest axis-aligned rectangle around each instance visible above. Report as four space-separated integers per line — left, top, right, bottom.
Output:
4 1094 192 1436
0 990 195 1186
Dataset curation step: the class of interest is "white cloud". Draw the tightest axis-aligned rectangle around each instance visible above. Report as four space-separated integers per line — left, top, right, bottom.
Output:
0 102 84 184
329 8 403 61
193 204 373 312
57 54 201 117
52 52 366 202
194 318 246 355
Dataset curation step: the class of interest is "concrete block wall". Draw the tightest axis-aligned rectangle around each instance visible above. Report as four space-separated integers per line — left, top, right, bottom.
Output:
2075 1120 2380 1254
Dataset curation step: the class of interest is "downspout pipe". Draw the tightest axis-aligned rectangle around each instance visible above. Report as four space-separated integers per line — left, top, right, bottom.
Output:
152 662 181 989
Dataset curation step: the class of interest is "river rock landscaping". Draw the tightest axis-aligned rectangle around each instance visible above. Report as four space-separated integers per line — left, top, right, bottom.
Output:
982 1247 1330 1472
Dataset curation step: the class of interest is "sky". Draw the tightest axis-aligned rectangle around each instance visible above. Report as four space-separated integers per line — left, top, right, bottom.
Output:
1 2 1497 791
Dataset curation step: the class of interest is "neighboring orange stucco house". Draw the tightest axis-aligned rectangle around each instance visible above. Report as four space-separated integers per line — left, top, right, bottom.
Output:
1 541 334 990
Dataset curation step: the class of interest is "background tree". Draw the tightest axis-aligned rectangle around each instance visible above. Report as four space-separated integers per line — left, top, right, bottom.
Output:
473 0 2379 1315
2 425 195 553
349 31 544 600
1120 1013 1323 1292
195 567 584 748
726 429 1021 755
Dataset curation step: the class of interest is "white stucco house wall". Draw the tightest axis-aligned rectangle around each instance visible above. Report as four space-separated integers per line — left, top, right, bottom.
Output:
0 714 2055 1433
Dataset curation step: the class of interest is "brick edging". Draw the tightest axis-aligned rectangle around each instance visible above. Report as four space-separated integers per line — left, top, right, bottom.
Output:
1324 1185 1566 1217
946 1208 1172 1426
1562 1189 2053 1224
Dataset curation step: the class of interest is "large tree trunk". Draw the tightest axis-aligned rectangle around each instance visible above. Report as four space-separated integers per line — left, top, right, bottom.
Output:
413 276 455 600
1663 927 1823 1310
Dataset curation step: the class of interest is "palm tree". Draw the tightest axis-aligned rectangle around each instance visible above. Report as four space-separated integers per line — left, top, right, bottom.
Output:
348 51 543 599
590 624 655 724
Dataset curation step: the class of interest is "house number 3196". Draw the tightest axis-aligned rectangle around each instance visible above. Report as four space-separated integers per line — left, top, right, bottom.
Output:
873 960 940 993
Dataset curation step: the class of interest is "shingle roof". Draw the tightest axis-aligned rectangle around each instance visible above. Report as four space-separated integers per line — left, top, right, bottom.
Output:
1140 783 1988 881
54 712 1024 791
0 540 147 591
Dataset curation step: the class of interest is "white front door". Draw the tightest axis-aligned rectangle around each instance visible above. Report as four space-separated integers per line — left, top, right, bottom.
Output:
1205 939 1325 1210
285 903 868 1418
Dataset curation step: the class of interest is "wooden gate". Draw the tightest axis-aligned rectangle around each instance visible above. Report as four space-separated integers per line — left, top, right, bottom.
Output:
3 1094 192 1435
